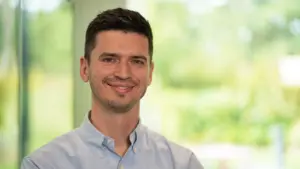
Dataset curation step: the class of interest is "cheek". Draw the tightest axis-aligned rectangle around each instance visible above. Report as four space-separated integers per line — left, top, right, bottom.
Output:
90 65 110 81
136 75 150 91
90 71 105 88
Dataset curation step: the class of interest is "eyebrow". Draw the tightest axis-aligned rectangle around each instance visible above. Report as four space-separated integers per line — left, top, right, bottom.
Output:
99 52 119 58
132 55 147 61
99 52 148 61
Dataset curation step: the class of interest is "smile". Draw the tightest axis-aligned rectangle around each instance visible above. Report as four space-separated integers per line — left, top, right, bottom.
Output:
106 83 134 94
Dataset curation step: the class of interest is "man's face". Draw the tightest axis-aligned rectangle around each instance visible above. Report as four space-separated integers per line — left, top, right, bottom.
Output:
80 30 153 113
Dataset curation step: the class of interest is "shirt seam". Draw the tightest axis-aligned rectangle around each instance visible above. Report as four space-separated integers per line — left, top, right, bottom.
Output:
24 156 40 169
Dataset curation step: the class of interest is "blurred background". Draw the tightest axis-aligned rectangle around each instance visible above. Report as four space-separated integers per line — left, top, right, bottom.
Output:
0 0 300 168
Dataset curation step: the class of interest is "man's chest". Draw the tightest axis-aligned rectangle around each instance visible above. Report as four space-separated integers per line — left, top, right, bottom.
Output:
58 149 177 169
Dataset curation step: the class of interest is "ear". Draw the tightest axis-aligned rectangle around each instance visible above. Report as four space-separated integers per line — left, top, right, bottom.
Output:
148 61 154 86
80 56 89 82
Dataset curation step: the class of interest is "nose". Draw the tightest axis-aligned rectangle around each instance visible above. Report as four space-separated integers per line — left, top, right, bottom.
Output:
114 61 132 80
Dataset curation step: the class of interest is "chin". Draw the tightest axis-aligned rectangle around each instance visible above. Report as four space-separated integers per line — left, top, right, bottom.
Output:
107 102 135 113
107 97 139 111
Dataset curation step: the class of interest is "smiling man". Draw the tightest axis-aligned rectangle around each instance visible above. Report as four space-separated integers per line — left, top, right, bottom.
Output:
21 8 204 169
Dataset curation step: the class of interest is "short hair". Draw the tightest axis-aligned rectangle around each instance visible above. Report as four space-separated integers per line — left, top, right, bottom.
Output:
84 8 153 63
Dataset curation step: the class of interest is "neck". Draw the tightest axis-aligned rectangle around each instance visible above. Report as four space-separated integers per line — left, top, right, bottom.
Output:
90 100 140 148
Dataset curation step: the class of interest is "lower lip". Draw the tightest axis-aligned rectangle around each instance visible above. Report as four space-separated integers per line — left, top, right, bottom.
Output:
110 86 133 94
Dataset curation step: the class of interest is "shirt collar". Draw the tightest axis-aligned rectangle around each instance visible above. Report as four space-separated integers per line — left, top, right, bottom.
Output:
77 111 143 151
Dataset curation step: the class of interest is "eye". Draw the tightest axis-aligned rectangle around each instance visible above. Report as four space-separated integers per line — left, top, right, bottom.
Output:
132 59 145 65
102 57 117 63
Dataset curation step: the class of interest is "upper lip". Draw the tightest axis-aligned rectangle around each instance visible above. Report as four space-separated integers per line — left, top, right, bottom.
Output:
106 82 135 88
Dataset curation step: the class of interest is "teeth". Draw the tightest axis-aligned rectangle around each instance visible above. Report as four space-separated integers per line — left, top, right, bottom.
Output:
117 87 129 90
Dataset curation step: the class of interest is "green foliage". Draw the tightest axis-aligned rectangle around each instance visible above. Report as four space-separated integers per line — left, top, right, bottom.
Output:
27 2 72 74
0 13 3 54
0 6 5 130
148 0 300 146
0 80 5 129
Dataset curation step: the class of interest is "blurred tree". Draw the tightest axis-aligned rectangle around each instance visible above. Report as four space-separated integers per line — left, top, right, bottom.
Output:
0 81 4 130
0 14 3 54
0 2 5 130
27 1 72 74
148 0 300 146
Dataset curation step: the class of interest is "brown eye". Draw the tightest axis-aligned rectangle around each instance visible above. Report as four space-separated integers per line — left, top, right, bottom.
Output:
102 57 117 63
132 59 145 65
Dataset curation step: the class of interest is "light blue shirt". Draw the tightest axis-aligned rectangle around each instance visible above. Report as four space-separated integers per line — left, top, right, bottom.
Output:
21 113 204 169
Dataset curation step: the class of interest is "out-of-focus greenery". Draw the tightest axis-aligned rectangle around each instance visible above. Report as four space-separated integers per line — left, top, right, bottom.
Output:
147 0 300 146
0 5 4 130
28 2 72 74
1 1 300 169
0 79 6 130
1 0 300 168
0 3 16 132
0 1 73 168
24 0 73 152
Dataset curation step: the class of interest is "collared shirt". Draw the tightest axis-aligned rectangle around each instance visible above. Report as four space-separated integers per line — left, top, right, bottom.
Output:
21 113 204 169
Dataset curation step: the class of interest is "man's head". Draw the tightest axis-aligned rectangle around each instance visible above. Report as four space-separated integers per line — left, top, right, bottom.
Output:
84 8 153 63
80 8 154 114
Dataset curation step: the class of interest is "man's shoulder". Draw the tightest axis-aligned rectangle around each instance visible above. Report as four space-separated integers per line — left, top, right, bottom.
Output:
141 125 194 156
25 129 81 163
142 126 204 168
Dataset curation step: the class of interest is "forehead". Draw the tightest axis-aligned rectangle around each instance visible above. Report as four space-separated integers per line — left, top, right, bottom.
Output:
93 30 149 57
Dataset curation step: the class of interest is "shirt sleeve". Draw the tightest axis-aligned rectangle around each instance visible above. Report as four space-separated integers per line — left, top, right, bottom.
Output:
21 157 40 169
188 153 204 169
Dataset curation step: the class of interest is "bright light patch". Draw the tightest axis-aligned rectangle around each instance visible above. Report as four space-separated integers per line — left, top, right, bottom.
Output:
278 57 300 87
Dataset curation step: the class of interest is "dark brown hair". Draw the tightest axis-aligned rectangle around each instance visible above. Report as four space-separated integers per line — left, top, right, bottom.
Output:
84 8 153 63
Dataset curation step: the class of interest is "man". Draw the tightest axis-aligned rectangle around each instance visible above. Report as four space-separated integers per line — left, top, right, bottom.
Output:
21 8 204 169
